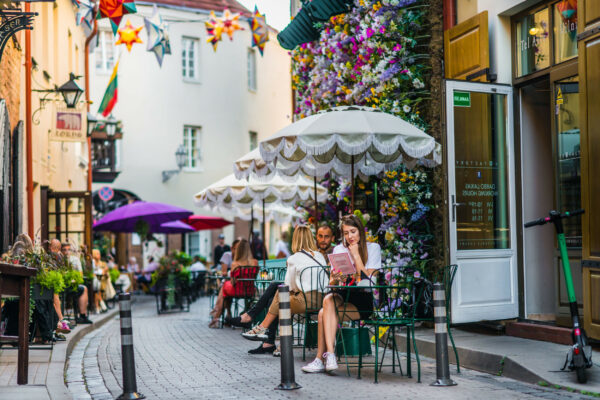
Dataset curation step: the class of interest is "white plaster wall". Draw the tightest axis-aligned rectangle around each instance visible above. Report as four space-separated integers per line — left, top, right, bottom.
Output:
474 0 545 84
89 4 292 214
21 0 90 233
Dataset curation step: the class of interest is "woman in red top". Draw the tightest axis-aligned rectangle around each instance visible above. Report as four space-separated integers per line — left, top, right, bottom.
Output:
209 239 258 328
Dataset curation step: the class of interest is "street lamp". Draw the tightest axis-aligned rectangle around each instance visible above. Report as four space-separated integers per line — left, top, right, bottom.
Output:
86 112 98 137
105 115 117 136
57 73 84 108
162 144 187 183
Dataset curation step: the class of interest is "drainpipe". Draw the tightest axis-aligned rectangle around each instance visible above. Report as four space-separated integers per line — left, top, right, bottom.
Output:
85 6 98 192
25 2 33 235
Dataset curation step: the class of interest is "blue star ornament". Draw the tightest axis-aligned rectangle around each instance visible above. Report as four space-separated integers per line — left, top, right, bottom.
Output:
76 0 95 30
144 5 171 66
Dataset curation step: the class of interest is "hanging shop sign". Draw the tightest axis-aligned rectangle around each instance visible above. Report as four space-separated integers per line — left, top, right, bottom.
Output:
50 107 86 142
0 8 37 63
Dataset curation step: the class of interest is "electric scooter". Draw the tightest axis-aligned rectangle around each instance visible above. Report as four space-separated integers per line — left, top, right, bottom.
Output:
524 209 593 383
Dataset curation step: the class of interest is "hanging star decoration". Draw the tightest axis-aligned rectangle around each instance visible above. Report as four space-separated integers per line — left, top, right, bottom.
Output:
144 4 171 66
97 0 138 35
250 6 269 56
115 19 143 52
75 0 95 30
205 8 243 51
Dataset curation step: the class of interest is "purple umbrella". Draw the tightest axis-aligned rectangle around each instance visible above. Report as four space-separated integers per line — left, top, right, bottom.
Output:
93 201 193 233
155 220 195 234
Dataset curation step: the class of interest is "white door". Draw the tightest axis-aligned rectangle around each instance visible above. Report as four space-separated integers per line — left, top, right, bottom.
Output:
446 80 519 323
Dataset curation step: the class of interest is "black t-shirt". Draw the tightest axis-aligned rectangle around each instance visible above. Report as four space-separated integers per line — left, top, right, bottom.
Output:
213 244 230 264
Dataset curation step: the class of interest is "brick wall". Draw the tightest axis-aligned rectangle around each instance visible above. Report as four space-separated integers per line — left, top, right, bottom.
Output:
0 37 22 129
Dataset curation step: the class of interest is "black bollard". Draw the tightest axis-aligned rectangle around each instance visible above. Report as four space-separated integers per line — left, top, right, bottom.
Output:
117 293 145 400
275 285 301 390
431 282 457 387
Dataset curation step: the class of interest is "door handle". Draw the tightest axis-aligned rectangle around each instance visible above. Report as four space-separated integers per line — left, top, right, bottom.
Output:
451 195 464 222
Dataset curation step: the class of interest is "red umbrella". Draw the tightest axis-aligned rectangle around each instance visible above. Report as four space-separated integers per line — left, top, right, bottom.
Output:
184 215 232 231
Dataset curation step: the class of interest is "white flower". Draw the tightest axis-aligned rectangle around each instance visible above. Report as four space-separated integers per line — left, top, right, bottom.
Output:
412 78 425 89
403 105 411 113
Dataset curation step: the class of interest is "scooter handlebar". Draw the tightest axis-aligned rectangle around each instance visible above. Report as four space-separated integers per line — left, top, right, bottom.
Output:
524 217 549 228
563 209 585 218
524 209 585 228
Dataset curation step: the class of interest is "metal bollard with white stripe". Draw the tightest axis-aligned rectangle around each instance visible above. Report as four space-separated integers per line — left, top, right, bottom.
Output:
275 285 301 390
431 282 457 387
117 293 145 400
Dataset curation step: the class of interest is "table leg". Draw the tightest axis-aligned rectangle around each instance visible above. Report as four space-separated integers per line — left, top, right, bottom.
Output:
17 277 30 385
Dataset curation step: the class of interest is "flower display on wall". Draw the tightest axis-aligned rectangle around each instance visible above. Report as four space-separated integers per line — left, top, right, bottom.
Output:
291 0 429 128
291 0 434 273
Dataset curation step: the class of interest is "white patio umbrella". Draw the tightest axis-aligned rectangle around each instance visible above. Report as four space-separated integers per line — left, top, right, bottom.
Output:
237 105 441 210
222 204 301 226
194 174 327 260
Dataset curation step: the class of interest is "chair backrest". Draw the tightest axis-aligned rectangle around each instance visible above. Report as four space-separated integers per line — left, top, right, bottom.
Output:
263 258 287 269
230 265 259 297
373 266 424 321
298 266 330 312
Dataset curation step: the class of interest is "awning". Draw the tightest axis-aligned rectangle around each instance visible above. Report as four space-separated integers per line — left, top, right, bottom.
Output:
277 0 354 50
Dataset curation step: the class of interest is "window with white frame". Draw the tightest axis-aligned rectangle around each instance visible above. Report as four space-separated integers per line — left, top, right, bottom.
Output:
182 37 200 80
95 30 118 73
247 48 257 91
183 126 201 169
249 131 258 151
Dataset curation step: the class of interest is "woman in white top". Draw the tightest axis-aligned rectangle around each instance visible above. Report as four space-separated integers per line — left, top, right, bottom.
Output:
302 214 382 373
241 225 328 345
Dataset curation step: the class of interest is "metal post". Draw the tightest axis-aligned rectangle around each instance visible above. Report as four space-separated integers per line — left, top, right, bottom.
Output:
275 285 301 390
431 283 457 387
117 293 145 399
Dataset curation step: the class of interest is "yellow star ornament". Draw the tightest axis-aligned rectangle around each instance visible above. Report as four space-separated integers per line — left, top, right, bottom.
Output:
116 19 143 52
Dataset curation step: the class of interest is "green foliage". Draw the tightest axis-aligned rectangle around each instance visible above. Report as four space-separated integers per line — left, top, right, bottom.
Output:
63 269 84 290
36 269 65 294
109 268 121 284
173 251 192 267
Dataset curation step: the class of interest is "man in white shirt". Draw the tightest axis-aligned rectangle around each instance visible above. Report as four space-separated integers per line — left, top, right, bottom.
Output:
190 256 207 272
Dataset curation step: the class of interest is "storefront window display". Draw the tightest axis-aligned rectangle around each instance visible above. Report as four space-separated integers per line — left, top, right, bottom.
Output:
516 7 550 77
553 0 578 64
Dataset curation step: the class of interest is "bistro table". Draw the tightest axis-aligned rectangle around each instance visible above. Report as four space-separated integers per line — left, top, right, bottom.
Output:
0 262 37 384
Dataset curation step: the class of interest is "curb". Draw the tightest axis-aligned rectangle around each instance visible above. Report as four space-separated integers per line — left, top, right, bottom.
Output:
393 331 543 384
46 308 119 400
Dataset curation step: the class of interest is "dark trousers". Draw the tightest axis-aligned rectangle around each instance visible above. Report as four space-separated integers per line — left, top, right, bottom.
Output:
248 281 279 345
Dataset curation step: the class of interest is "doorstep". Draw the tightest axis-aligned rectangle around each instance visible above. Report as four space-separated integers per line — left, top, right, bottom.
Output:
506 321 572 345
394 326 600 394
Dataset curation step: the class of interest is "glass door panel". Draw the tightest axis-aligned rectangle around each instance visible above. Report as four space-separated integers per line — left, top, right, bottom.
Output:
555 76 581 248
453 92 510 250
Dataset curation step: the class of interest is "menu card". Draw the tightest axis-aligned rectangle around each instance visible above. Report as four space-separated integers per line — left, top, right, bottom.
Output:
327 253 356 275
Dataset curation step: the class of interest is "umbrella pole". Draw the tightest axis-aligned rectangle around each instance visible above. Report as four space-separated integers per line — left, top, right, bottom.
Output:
351 155 355 212
262 199 266 267
313 177 318 234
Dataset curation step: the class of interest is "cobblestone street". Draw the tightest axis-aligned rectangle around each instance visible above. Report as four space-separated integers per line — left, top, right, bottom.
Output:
65 296 595 400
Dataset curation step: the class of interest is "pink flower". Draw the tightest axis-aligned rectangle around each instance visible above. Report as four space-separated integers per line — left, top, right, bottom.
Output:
393 44 402 51
366 28 374 38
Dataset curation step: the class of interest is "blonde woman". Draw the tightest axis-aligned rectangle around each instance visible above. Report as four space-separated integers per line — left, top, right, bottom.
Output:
242 225 328 354
209 239 258 328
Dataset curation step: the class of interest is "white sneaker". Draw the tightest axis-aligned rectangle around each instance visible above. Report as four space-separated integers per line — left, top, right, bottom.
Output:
324 352 338 372
301 358 325 373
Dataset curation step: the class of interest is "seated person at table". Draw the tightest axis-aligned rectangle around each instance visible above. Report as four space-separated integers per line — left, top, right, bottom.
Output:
228 225 334 330
241 225 328 354
316 224 335 261
61 241 92 324
302 214 381 373
209 239 257 327
219 239 240 276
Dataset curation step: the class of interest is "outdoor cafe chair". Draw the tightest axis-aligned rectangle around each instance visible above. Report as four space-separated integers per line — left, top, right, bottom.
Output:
226 265 260 322
298 265 330 360
331 267 424 383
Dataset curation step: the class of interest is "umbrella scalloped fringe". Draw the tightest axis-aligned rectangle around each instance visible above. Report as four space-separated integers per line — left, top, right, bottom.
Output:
194 185 327 209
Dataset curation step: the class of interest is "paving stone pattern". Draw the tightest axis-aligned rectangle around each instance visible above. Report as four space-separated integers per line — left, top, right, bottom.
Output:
68 296 596 400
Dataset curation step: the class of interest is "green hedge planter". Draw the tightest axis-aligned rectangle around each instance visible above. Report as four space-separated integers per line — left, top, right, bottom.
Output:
336 327 372 357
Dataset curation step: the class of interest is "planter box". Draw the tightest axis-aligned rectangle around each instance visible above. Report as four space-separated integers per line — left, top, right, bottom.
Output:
32 284 53 301
335 327 372 357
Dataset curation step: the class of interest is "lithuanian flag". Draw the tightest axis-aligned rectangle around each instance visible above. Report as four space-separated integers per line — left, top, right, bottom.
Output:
98 61 119 117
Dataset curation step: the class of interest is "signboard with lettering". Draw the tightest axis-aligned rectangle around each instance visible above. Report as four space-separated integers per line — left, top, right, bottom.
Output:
50 107 86 142
453 91 471 107
0 11 36 64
